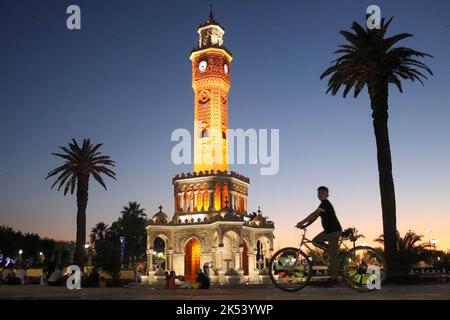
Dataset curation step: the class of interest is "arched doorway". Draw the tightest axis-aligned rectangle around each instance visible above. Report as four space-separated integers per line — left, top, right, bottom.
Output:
184 237 201 282
256 237 271 270
222 231 238 271
154 237 166 270
242 241 249 275
256 240 264 270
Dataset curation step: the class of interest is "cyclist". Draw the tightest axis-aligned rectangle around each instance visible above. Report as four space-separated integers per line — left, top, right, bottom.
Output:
296 186 342 286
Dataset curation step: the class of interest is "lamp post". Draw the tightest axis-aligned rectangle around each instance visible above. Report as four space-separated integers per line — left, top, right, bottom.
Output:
18 249 23 263
426 229 431 248
119 236 125 269
431 239 438 251
84 244 91 266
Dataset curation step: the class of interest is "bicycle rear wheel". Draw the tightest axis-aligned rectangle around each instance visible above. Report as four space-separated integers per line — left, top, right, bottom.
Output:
342 246 385 292
269 247 313 292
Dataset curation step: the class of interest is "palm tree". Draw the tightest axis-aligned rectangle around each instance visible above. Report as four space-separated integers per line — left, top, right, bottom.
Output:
118 202 147 279
345 227 365 248
90 222 109 244
46 138 116 268
374 230 426 273
320 18 432 279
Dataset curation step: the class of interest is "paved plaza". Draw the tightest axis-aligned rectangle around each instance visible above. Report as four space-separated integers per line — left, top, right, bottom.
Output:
1 283 449 300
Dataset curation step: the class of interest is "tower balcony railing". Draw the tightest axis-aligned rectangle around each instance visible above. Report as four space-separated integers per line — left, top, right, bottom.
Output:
172 170 249 183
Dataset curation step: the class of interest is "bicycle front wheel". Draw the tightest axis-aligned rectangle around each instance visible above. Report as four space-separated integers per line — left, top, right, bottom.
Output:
269 247 313 292
341 246 385 292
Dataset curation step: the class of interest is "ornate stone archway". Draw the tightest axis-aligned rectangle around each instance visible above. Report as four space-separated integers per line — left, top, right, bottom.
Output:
184 237 201 282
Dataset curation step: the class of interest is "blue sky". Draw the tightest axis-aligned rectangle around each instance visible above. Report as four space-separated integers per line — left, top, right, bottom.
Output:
0 0 449 248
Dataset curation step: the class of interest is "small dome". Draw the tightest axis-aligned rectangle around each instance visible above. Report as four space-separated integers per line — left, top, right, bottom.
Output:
251 207 266 226
219 206 235 218
152 206 168 224
252 215 266 226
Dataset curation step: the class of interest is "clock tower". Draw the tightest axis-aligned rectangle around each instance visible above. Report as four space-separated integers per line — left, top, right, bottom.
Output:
146 7 275 285
190 8 232 173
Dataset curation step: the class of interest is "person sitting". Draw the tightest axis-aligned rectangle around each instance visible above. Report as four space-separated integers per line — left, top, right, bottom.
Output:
167 271 177 289
1 264 16 284
47 267 64 286
40 268 48 286
164 271 170 289
15 265 27 285
196 269 210 289
86 268 100 287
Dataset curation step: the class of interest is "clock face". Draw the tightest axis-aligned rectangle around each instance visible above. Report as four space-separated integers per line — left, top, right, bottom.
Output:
199 60 208 72
224 64 229 74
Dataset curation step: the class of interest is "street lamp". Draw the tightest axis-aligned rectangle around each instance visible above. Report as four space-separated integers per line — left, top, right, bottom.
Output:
84 244 92 266
431 239 438 251
119 236 125 269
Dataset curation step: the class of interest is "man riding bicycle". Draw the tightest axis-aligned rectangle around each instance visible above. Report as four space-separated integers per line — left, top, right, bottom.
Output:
296 186 342 286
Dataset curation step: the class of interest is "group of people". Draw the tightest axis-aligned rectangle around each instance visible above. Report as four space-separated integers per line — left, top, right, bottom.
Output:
0 264 32 285
0 263 101 287
164 264 211 289
1 264 21 285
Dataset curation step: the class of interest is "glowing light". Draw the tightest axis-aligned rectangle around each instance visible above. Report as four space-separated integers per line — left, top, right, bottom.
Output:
18 249 23 255
214 184 221 211
178 213 206 223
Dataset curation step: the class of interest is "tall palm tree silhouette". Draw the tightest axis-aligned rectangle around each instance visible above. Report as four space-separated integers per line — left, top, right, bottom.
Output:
46 138 116 268
320 18 432 279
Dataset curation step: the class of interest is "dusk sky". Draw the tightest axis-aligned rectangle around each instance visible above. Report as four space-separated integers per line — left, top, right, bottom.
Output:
1 0 449 250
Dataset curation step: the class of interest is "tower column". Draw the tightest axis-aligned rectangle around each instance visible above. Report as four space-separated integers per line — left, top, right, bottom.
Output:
208 189 214 211
217 245 224 270
168 249 174 271
194 190 198 212
211 247 217 269
238 247 244 270
178 193 183 212
147 249 154 274
234 249 241 270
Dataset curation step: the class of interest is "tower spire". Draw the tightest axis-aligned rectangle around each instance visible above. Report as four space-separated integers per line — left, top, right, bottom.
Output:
208 0 214 22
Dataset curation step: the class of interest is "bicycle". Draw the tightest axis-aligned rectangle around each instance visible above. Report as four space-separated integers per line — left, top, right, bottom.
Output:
269 227 385 292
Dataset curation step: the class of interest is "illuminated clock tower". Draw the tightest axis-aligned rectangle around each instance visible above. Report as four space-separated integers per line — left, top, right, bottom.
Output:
146 7 275 285
190 9 232 173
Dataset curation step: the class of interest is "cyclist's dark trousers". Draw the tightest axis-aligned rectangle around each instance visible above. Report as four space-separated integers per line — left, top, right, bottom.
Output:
312 231 341 279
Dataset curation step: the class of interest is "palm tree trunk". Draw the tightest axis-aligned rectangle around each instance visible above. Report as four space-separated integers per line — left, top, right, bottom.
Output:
74 174 89 269
369 81 401 280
